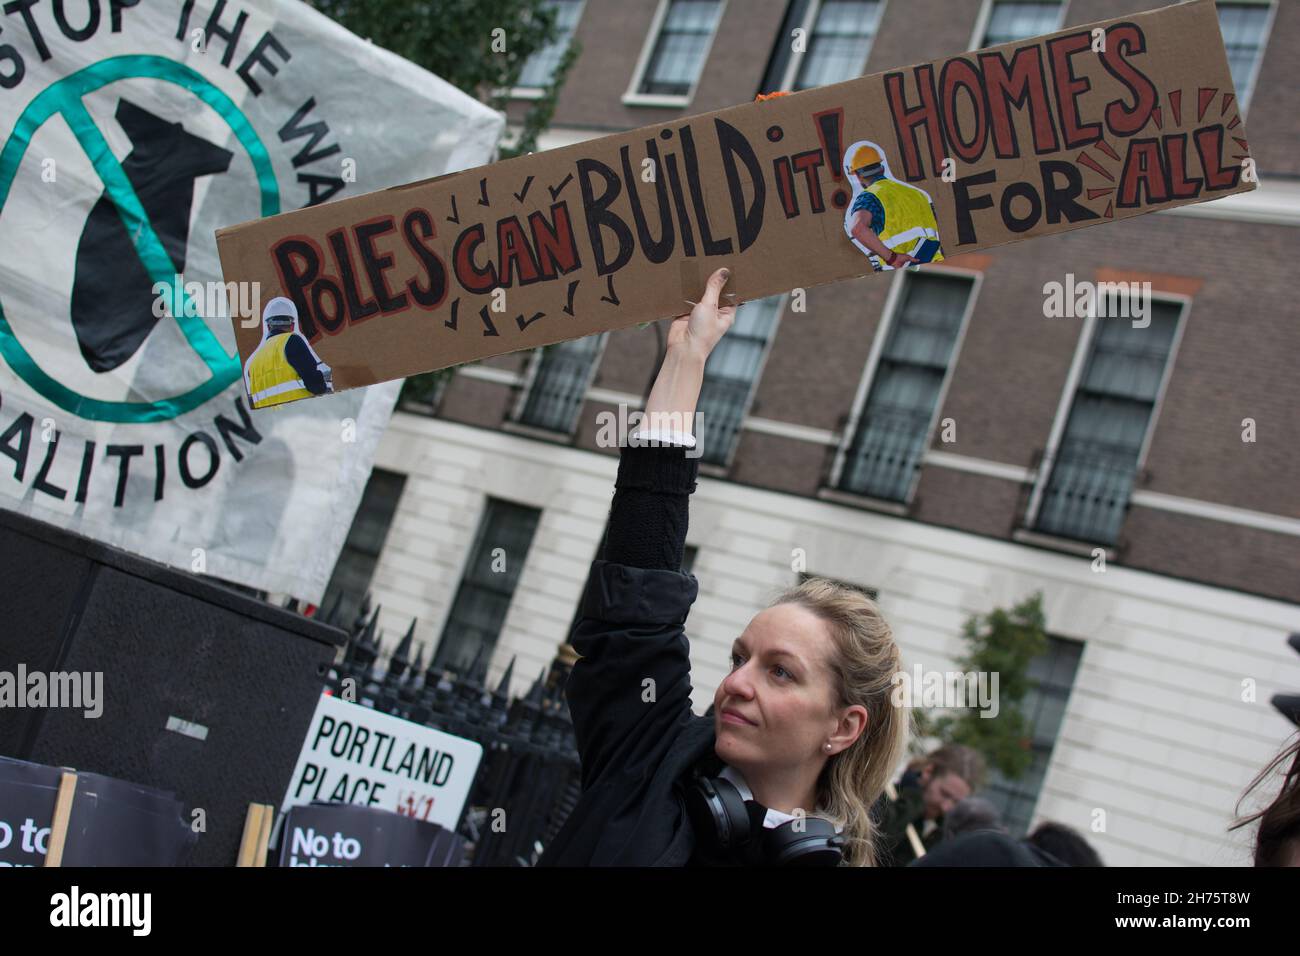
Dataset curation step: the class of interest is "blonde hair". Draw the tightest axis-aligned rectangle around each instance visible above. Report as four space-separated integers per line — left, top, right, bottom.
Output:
769 577 910 866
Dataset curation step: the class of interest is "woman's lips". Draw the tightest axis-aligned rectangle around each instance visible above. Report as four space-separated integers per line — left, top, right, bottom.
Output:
721 710 755 726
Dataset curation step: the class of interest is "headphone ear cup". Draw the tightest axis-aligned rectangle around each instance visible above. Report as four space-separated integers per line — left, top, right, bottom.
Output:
711 777 754 850
685 774 754 853
763 817 845 866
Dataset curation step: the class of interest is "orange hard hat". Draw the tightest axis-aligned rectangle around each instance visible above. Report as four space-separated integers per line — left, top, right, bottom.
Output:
848 144 883 172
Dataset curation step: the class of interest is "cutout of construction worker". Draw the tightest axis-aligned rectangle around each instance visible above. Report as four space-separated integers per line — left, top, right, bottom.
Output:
842 140 945 272
242 296 334 409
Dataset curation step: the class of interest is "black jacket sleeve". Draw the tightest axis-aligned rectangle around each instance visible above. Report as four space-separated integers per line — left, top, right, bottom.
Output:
565 443 701 792
284 334 328 394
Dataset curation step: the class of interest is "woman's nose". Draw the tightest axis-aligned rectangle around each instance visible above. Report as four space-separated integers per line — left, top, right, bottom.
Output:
722 664 755 698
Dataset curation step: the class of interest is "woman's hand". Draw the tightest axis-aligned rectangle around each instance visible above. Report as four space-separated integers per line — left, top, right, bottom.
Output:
666 267 737 361
637 267 737 445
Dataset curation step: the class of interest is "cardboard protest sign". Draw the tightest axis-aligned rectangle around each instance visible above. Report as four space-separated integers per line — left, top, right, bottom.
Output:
281 694 483 831
0 0 501 603
0 756 195 866
280 801 464 866
216 0 1254 408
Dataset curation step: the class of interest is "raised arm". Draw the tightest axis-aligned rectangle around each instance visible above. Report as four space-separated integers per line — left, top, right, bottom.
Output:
564 267 735 791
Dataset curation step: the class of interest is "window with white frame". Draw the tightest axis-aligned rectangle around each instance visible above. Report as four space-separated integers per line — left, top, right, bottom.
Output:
837 273 973 502
514 333 605 434
788 0 882 90
695 295 783 466
1034 303 1180 546
517 0 585 90
634 0 723 98
435 498 541 671
978 0 1063 47
983 635 1083 836
1216 2 1271 109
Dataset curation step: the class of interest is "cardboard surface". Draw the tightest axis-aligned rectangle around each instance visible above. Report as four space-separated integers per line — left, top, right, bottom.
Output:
217 0 1255 407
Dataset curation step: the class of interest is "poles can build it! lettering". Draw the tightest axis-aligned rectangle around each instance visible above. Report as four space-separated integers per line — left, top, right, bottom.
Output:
216 0 1255 409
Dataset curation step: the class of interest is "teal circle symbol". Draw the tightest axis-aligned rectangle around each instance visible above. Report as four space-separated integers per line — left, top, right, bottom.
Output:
0 55 279 422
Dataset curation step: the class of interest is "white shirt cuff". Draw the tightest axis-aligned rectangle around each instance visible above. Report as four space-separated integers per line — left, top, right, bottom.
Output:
630 427 697 449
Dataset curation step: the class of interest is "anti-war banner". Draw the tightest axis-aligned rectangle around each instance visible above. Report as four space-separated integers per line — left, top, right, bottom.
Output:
0 0 502 602
216 0 1253 407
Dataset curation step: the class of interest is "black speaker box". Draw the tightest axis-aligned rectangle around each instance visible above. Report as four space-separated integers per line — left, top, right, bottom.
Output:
0 507 345 865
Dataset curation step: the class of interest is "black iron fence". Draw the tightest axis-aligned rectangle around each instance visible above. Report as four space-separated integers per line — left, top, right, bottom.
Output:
313 591 581 866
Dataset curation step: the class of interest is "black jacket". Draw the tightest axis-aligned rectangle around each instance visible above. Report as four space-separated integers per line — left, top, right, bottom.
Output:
538 441 717 866
909 831 1068 867
876 770 945 865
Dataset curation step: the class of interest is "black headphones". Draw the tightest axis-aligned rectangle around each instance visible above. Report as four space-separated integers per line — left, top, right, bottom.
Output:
685 768 845 866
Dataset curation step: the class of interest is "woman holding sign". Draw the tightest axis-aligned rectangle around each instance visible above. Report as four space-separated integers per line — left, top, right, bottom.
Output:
538 267 910 867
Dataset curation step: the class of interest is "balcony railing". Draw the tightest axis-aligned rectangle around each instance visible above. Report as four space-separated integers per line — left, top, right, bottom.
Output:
836 405 932 503
514 346 597 434
1033 441 1140 546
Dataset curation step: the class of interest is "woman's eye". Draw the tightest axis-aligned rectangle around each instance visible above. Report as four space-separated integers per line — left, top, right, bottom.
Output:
729 653 743 669
773 665 792 681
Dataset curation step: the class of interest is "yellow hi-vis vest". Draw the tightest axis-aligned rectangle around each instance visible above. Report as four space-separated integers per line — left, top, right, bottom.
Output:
246 334 313 408
866 179 944 264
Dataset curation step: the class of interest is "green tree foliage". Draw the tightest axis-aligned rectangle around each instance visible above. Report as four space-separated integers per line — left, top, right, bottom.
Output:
309 0 581 401
915 592 1049 780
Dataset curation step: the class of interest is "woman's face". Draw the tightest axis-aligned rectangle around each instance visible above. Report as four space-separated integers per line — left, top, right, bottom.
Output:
713 602 865 778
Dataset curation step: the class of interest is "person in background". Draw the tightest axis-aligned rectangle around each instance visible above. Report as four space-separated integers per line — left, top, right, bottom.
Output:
1230 731 1300 866
943 797 1007 840
877 743 986 865
1025 821 1104 866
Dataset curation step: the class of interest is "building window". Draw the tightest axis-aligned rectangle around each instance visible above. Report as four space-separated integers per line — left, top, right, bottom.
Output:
786 0 882 90
634 0 724 98
695 295 783 466
513 334 605 434
836 273 973 503
322 469 407 629
1216 2 1271 109
517 0 585 90
977 1 1063 48
798 571 877 600
435 498 542 670
1034 303 1180 546
984 636 1083 835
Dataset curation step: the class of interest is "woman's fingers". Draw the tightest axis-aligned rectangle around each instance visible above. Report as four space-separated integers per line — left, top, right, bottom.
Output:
699 267 731 309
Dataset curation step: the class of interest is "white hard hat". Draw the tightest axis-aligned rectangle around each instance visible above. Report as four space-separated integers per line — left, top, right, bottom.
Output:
263 296 297 321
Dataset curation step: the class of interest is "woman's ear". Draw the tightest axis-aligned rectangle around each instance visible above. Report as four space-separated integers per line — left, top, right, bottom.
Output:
844 704 869 745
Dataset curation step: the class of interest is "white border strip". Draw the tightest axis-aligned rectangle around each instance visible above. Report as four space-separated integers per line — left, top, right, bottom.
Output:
1129 490 1300 538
